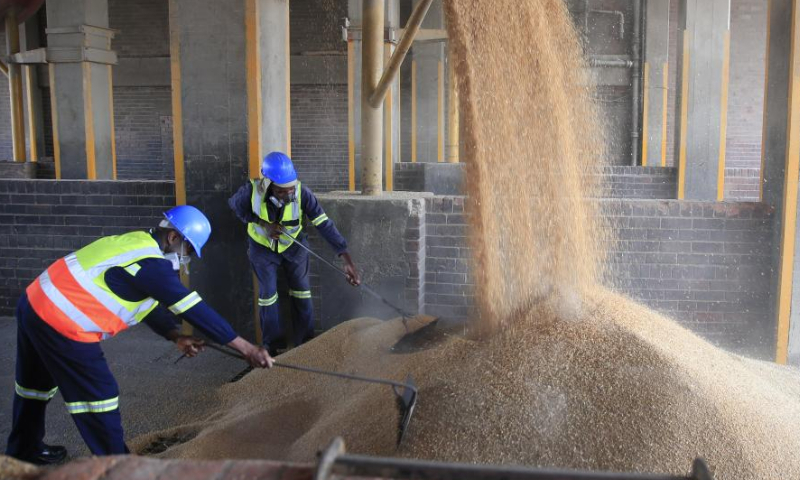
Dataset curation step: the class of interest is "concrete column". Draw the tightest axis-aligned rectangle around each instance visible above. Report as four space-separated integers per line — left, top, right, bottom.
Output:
6 12 25 163
642 0 670 167
673 0 731 200
259 0 290 157
21 15 45 162
46 0 117 179
411 0 444 163
170 0 273 339
763 0 800 365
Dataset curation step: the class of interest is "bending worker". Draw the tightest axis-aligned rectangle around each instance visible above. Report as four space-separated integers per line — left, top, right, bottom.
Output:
229 152 361 356
5 205 273 464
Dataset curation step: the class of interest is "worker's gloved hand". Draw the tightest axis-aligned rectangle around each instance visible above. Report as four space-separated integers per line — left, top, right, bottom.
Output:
175 335 205 357
339 252 361 286
257 220 283 240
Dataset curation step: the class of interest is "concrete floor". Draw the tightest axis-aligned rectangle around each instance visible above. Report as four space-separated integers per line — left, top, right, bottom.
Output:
0 317 247 461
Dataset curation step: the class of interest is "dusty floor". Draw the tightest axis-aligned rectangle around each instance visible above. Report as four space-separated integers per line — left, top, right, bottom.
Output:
0 317 245 461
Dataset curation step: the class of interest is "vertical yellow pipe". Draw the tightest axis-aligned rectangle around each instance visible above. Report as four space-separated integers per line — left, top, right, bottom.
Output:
6 13 25 163
776 0 800 365
48 64 61 179
641 62 650 166
82 62 96 180
169 0 186 206
246 0 263 178
411 60 417 163
24 65 37 163
717 31 731 202
447 55 459 163
437 60 444 163
677 30 690 200
107 65 117 179
348 40 356 191
661 62 669 167
384 43 394 191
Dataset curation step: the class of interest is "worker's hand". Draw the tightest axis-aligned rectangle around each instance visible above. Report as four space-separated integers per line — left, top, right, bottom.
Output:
258 220 283 240
339 252 361 286
243 345 274 369
175 335 205 357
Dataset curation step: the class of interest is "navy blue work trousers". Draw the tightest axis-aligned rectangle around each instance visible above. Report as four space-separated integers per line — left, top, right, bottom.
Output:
5 294 129 458
248 245 314 355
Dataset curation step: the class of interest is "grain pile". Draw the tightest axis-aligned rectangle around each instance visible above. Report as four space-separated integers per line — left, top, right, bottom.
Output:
131 1 800 479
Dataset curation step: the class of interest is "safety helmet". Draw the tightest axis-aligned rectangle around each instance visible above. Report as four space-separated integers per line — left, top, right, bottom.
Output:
162 205 212 258
261 151 298 187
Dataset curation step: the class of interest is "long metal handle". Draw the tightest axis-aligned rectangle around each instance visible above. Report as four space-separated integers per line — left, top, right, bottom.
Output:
280 232 413 318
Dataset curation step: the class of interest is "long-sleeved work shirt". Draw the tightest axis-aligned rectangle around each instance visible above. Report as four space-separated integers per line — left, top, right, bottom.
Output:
228 182 348 264
104 249 238 344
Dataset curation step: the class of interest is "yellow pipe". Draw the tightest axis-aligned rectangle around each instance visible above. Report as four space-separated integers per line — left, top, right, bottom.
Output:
437 60 444 163
776 0 800 365
641 62 650 166
447 55 459 163
82 62 96 180
24 65 37 163
48 64 61 179
411 60 417 163
717 31 731 202
169 0 186 206
348 40 356 191
677 30 690 200
661 62 669 167
107 65 117 179
384 43 394 191
6 13 25 163
246 0 263 178
0 60 8 78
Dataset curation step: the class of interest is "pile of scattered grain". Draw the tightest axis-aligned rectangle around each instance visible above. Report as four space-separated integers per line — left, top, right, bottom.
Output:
0 455 39 479
133 289 800 478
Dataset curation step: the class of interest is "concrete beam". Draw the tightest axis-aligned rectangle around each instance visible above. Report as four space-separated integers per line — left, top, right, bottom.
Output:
643 0 670 167
673 0 732 200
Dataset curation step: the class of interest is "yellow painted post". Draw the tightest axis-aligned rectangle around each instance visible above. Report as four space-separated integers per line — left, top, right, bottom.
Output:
48 65 61 179
642 62 650 166
677 30 690 200
717 31 731 202
107 66 117 179
384 43 394 191
661 62 669 167
348 40 356 191
24 65 37 163
82 62 96 180
411 60 417 163
437 60 444 163
776 0 800 365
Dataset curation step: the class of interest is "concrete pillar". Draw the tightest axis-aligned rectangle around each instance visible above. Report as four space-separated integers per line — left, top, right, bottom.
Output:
46 0 117 179
763 0 800 365
21 15 45 163
259 0 291 157
673 0 731 200
642 0 670 167
347 0 401 192
411 0 444 163
6 12 25 163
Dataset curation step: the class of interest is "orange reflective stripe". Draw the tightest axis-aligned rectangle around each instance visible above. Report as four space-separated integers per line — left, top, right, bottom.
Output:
27 278 103 343
46 259 128 337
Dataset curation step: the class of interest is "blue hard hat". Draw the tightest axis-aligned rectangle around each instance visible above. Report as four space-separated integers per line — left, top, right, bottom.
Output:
163 205 212 258
261 151 298 187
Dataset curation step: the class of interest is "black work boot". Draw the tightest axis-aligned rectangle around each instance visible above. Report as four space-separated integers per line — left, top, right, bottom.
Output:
18 444 68 465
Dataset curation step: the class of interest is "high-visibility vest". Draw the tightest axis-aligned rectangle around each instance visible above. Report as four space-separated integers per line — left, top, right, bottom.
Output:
247 179 303 253
26 231 165 343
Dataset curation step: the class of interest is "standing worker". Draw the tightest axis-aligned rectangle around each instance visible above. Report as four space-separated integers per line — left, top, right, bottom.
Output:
5 206 273 464
229 152 361 356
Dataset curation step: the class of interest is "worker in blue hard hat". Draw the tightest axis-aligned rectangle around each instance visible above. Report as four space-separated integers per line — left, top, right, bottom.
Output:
229 151 361 356
5 205 273 464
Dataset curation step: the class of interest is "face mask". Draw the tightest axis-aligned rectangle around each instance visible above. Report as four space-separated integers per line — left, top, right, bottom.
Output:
165 239 192 275
268 192 296 209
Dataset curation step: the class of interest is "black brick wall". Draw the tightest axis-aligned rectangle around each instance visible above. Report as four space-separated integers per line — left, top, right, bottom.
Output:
113 88 174 180
290 84 349 193
0 180 175 316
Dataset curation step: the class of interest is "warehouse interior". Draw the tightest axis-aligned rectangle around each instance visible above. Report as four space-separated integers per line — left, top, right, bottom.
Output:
0 0 799 479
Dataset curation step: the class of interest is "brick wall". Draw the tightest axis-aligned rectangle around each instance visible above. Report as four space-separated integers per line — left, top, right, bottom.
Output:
0 179 175 316
109 0 170 58
113 87 174 180
290 84 349 193
290 0 346 55
422 195 776 359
